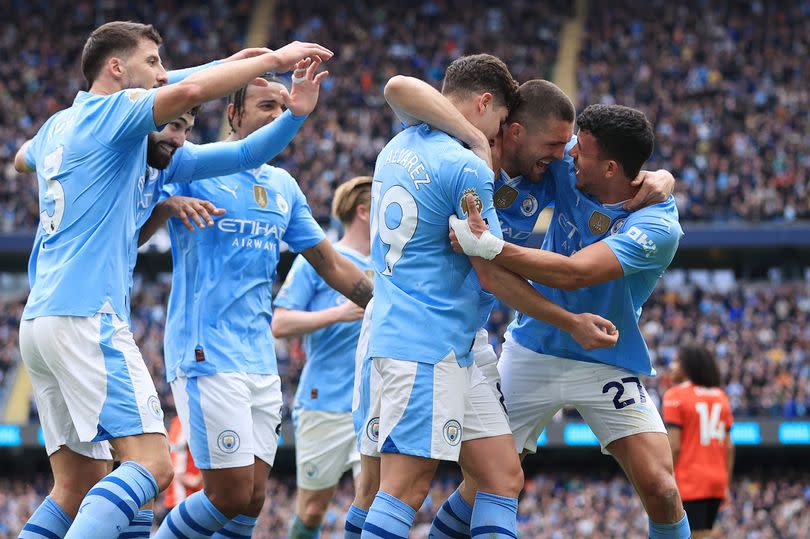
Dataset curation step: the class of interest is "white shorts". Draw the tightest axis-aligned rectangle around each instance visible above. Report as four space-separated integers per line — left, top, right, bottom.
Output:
499 336 666 455
293 409 360 490
20 314 166 459
357 352 512 462
171 372 282 469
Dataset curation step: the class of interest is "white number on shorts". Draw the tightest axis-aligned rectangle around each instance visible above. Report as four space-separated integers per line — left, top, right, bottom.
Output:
602 376 647 410
375 185 418 276
40 146 66 235
695 402 726 446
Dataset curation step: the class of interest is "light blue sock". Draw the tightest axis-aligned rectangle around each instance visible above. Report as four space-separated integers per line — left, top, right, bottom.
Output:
153 490 229 538
362 492 415 539
289 514 320 539
64 461 158 539
120 509 153 538
211 514 258 538
430 488 473 538
19 496 73 538
649 514 691 538
470 491 518 539
344 505 367 539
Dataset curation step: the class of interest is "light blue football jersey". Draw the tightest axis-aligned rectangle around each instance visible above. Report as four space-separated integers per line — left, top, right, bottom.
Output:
23 88 159 320
162 165 325 381
274 245 372 413
508 138 683 375
368 124 500 367
474 166 558 328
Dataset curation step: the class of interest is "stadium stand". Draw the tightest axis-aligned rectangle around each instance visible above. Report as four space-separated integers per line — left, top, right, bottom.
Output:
2 0 810 537
578 0 810 222
0 0 250 231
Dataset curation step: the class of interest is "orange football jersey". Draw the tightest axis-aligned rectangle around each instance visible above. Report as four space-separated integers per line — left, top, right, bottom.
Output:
663 382 733 501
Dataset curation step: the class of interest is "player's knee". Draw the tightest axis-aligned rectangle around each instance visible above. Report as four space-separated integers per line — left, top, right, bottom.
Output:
640 473 680 509
207 485 254 518
244 486 266 517
143 453 175 492
300 499 328 527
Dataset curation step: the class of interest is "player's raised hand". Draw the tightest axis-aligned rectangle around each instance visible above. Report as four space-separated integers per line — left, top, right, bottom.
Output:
163 196 226 231
569 313 619 350
333 299 365 322
270 41 334 73
280 57 329 117
223 47 273 62
625 169 676 211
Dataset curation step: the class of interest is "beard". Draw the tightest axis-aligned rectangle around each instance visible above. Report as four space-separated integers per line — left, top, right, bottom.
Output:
146 133 176 169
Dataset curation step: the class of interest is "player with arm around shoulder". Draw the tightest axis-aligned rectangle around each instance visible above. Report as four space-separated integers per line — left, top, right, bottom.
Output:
452 104 691 538
151 74 372 539
663 343 734 539
271 176 372 539
16 20 329 539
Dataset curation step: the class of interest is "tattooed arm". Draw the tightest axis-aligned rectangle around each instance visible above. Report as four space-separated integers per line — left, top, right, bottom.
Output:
301 239 373 308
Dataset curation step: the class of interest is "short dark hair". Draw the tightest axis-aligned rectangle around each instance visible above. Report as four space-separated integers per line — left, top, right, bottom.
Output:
441 54 519 112
227 74 288 132
81 21 162 86
678 343 722 388
576 104 654 179
509 79 575 131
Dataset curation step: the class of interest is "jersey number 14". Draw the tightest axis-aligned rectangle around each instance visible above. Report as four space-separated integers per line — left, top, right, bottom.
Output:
695 402 726 446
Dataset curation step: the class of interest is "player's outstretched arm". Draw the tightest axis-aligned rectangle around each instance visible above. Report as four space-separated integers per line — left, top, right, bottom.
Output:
167 47 272 85
14 141 34 173
302 240 373 308
272 303 364 339
624 169 676 211
384 75 492 167
153 42 333 127
471 257 618 350
450 193 624 290
138 196 225 246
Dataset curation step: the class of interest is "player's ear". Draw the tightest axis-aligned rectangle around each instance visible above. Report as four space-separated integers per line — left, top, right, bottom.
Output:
109 56 125 80
226 103 237 129
506 121 522 142
356 203 370 223
479 92 493 114
605 159 620 178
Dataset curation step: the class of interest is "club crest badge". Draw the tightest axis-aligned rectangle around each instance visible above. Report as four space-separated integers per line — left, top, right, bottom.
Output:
494 184 519 209
217 430 240 453
588 210 611 235
276 193 289 213
520 195 539 217
610 218 626 235
443 420 462 446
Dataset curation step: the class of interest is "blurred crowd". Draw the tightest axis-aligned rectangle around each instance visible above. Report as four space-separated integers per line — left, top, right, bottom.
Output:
1 469 808 538
1 270 807 421
578 0 810 222
12 1 810 228
0 0 251 232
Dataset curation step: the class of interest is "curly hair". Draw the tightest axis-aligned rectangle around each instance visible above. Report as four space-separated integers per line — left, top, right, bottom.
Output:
677 343 722 388
576 104 654 179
